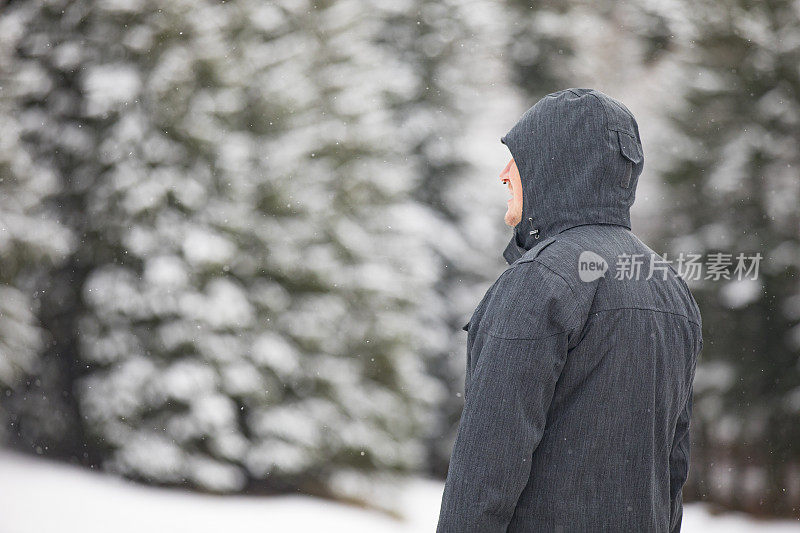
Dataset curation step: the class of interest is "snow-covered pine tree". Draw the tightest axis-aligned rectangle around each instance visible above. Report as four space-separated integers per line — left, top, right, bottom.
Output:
12 0 449 496
375 0 520 475
0 4 74 449
659 0 800 516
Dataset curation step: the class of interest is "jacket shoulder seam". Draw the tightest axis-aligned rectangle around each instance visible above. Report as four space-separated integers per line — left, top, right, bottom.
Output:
588 306 700 325
484 328 570 341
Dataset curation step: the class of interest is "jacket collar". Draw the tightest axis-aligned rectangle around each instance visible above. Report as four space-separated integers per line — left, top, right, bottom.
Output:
503 237 525 265
503 222 631 265
502 233 526 265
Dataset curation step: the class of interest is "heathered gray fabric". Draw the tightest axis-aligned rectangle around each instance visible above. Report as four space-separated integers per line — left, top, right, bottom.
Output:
437 88 703 533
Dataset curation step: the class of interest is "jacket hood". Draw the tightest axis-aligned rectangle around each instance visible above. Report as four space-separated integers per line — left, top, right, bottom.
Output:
501 88 645 265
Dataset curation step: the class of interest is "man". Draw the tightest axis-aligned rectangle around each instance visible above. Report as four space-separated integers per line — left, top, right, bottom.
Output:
436 88 702 532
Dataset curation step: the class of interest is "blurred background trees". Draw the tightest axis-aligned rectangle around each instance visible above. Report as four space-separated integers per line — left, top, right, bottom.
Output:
0 5 74 449
658 0 800 515
5 0 460 498
0 0 797 519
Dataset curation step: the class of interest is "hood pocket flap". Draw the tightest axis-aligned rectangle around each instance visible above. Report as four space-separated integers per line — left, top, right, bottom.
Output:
617 130 642 164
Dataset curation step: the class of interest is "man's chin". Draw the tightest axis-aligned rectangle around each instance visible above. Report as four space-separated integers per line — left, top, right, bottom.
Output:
504 212 521 227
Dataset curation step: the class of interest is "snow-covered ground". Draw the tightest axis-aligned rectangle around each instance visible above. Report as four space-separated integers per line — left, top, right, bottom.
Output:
1 450 798 533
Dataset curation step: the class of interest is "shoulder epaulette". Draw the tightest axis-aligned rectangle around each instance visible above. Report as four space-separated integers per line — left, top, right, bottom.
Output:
516 236 557 264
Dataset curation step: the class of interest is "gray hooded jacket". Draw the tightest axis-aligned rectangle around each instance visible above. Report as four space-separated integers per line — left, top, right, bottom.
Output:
437 88 703 532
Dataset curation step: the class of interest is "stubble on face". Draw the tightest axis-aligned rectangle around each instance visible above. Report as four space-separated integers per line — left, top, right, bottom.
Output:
501 158 523 227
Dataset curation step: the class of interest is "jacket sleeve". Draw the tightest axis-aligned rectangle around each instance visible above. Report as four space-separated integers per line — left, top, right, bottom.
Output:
668 382 693 533
437 261 580 533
